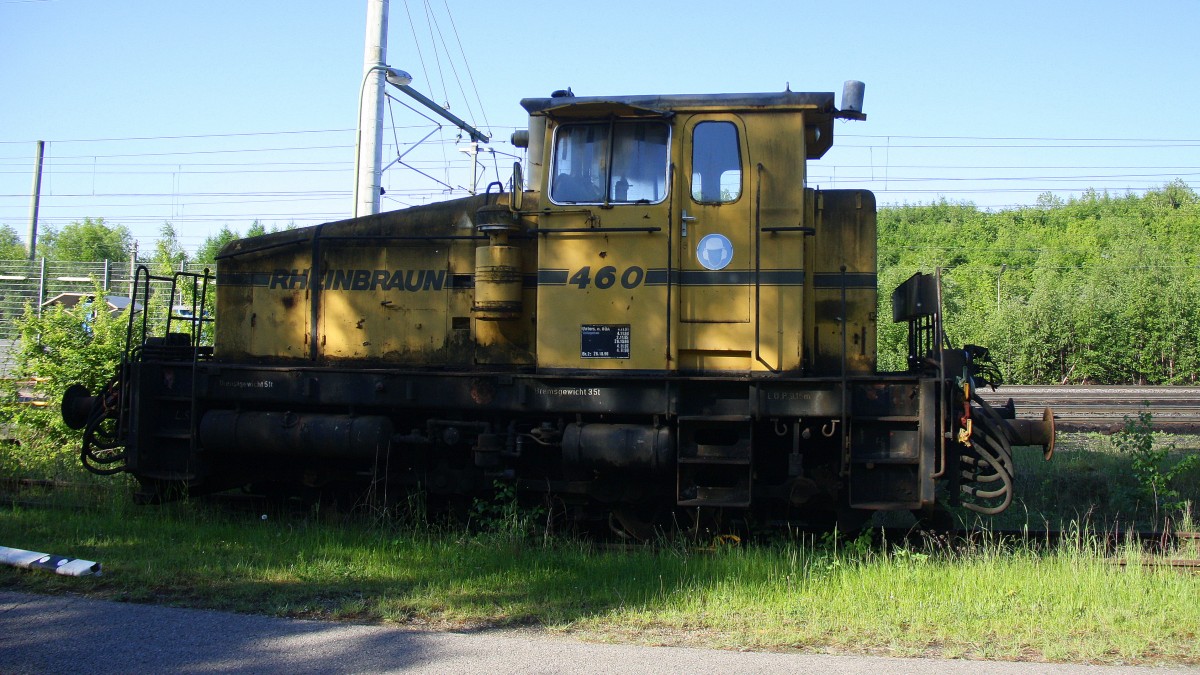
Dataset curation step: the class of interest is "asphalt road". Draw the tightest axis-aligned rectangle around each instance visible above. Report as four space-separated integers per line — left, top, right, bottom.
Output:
1 591 1194 674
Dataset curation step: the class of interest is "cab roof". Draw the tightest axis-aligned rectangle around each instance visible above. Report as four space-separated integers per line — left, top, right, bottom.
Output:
520 90 863 159
520 91 841 118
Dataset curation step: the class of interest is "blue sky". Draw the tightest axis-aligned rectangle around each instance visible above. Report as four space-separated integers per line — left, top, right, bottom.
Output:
2 0 1197 253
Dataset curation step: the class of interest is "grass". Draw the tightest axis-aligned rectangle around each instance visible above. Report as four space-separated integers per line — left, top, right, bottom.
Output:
1 486 1199 665
2 432 1200 664
990 432 1200 531
580 540 1199 662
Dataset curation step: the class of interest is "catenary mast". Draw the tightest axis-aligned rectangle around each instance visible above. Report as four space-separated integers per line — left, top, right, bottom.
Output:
355 0 389 217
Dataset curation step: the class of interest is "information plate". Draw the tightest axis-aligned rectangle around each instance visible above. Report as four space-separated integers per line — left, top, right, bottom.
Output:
580 324 630 359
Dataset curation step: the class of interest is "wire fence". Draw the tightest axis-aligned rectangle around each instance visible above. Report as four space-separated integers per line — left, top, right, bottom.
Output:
0 258 211 377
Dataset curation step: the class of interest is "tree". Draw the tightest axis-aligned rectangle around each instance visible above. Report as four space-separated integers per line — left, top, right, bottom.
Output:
876 182 1200 385
0 224 26 259
151 222 187 275
194 225 240 265
38 217 133 262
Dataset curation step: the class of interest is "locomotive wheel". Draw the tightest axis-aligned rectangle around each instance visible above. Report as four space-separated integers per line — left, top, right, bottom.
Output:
610 508 660 542
609 505 731 543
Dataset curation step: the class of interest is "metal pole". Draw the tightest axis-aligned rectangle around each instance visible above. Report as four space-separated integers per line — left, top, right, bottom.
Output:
36 257 45 316
471 141 479 195
129 242 138 299
354 0 389 218
28 141 44 261
393 85 489 143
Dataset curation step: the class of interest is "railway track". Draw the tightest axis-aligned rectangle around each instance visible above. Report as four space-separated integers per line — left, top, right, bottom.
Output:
977 385 1200 432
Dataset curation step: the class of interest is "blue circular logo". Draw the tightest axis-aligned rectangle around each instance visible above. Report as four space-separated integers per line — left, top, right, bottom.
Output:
696 234 733 270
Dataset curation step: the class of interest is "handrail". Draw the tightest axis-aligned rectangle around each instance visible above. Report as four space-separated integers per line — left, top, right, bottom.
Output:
317 234 490 242
753 163 782 372
753 163 779 373
665 163 675 373
531 226 662 234
839 265 850 477
189 267 213 454
761 226 816 234
214 236 309 261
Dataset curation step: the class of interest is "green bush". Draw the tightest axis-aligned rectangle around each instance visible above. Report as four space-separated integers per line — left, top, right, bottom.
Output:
0 291 127 480
1113 407 1200 517
469 479 548 541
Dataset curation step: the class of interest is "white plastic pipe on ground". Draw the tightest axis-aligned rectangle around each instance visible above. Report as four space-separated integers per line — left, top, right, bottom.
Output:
0 545 101 576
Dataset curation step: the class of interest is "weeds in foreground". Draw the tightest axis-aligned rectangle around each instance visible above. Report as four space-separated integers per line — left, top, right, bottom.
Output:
4 428 1200 664
1113 406 1200 518
468 479 548 543
2 493 1200 664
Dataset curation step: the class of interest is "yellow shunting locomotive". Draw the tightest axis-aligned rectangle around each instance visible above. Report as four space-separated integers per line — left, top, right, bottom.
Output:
64 83 1053 530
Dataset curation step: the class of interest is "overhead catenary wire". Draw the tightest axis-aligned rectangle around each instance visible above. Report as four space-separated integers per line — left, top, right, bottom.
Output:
1 121 1195 252
400 0 432 90
420 0 450 108
421 0 483 134
843 133 1200 142
440 0 490 133
0 128 356 145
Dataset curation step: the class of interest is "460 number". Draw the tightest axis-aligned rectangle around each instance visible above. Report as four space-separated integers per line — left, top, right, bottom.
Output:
568 265 645 289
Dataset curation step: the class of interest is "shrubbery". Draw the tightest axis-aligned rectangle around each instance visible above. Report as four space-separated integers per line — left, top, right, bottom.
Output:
1113 407 1199 517
0 291 127 480
877 181 1200 384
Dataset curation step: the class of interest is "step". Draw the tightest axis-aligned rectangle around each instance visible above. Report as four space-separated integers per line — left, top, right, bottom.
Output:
153 431 193 440
854 415 920 423
678 456 751 466
678 486 751 508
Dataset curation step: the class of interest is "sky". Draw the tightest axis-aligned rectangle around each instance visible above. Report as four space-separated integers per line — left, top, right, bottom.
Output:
1 0 1198 254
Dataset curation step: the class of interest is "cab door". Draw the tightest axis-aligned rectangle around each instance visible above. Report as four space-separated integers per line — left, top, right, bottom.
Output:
677 115 752 324
534 117 675 371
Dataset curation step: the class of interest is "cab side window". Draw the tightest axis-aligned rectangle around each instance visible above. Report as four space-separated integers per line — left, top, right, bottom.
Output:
691 121 741 203
550 121 669 204
551 124 606 203
609 122 669 203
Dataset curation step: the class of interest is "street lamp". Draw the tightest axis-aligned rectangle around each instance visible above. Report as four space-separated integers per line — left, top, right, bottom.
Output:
353 65 413 218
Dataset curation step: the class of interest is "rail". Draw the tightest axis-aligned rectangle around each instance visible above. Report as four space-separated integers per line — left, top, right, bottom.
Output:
977 385 1200 431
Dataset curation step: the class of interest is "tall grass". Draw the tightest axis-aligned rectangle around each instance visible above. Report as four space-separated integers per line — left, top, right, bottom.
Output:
2 494 1198 664
575 530 1198 662
2 432 1198 663
992 433 1200 532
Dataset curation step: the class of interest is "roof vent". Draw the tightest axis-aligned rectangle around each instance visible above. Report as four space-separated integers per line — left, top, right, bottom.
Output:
841 80 865 113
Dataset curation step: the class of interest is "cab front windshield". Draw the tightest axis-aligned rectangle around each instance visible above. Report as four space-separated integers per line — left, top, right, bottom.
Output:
550 121 669 204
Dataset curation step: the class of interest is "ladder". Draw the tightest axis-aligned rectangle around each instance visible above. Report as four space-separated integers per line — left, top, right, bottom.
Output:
676 416 753 508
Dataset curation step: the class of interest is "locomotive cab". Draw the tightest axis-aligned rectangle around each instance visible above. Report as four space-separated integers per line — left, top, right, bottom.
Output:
64 83 1053 530
517 90 875 376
